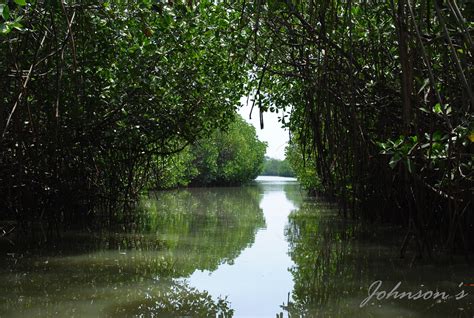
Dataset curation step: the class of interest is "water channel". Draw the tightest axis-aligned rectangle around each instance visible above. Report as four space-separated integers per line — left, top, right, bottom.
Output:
0 176 472 317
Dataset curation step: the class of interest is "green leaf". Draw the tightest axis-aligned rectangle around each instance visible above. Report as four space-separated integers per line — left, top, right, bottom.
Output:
0 23 11 34
389 153 402 169
433 131 442 141
394 136 404 148
0 4 10 20
14 0 27 6
376 141 387 150
11 21 23 31
433 103 442 114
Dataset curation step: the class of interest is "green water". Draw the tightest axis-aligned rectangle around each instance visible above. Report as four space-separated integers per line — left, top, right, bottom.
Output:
0 176 472 317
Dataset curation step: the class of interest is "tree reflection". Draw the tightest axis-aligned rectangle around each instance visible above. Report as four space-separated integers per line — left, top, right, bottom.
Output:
136 186 266 276
282 201 474 317
283 202 365 317
108 282 233 318
0 186 264 317
282 181 304 208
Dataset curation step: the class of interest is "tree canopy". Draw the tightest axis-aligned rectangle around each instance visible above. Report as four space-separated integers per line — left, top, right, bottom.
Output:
0 1 254 224
239 0 473 254
1 0 472 254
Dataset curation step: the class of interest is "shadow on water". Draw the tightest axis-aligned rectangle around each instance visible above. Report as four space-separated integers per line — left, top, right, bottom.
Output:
281 200 474 318
0 186 264 317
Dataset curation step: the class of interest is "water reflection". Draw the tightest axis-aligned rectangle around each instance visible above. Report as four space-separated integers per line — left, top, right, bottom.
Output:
283 201 474 317
1 177 472 317
0 185 264 317
188 177 299 317
108 282 233 317
142 186 266 275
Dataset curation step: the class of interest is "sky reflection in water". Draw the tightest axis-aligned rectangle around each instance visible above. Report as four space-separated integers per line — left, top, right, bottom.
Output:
0 176 473 317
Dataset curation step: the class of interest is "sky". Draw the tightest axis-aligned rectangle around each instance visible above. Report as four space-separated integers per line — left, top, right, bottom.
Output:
238 97 289 160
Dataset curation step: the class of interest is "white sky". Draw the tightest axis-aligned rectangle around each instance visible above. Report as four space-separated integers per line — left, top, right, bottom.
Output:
238 96 289 160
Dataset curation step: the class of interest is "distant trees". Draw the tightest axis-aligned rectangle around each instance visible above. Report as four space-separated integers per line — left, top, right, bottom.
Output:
191 115 267 185
153 115 267 188
261 157 295 178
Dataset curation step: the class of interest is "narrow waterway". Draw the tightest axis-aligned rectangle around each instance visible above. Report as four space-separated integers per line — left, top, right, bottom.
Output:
0 176 472 317
188 177 297 317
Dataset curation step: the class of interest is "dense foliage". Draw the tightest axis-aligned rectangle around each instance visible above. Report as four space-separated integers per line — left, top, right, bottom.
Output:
1 0 472 256
151 114 267 188
0 1 252 226
241 0 473 254
261 157 295 177
191 115 267 185
286 143 321 191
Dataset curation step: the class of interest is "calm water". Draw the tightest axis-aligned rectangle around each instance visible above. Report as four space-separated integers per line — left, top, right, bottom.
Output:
0 176 473 317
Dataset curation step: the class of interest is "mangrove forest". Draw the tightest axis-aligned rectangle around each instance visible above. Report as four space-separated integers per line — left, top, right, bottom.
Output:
0 0 473 316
